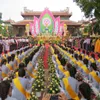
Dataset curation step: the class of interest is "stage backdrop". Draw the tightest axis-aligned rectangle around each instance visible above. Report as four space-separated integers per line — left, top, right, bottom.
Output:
30 8 64 36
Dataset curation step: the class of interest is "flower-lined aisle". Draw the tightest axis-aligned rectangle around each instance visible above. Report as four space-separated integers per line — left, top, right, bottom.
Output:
1 43 100 100
29 46 61 100
43 43 50 69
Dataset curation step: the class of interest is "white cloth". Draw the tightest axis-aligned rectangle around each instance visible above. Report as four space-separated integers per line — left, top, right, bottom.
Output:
84 38 91 44
86 38 91 44
1 64 9 76
12 77 32 100
89 71 100 91
63 77 78 99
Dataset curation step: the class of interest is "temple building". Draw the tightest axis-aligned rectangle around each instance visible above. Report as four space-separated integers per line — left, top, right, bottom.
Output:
12 7 81 36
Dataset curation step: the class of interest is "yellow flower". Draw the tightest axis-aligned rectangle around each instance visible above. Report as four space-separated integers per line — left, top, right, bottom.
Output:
52 90 55 93
41 89 43 91
33 95 35 97
56 88 58 91
32 86 34 88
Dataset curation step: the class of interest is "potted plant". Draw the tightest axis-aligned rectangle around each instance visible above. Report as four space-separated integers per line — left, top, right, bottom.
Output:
47 80 60 94
32 78 45 97
27 92 38 100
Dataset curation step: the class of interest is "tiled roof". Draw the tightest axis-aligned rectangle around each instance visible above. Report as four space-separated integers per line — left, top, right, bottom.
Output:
4 19 15 23
61 20 81 26
12 20 33 26
21 11 72 17
12 20 81 26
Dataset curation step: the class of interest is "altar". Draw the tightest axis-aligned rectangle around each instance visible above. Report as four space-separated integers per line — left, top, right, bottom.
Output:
33 34 61 44
28 8 70 44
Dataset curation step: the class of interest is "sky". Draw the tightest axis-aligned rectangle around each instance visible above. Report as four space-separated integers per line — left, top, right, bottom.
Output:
0 0 85 22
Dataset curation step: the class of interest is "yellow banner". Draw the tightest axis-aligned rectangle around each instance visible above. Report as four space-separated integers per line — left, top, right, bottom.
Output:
64 71 70 77
6 63 13 70
90 71 100 83
58 65 65 73
27 70 36 78
89 58 95 63
2 72 7 78
63 78 79 100
85 55 90 60
76 61 83 67
81 65 90 74
13 77 30 99
98 59 100 63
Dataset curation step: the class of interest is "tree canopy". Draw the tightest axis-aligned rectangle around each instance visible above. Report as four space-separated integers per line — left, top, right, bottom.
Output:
74 0 100 34
74 0 100 20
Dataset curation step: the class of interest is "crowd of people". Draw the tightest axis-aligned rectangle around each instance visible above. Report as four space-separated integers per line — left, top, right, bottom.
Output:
67 36 100 53
0 38 29 54
52 44 100 100
0 42 99 100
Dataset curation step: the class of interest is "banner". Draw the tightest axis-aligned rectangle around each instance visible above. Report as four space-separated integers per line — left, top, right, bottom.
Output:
59 23 64 36
30 22 35 36
54 17 60 34
34 16 39 35
39 8 55 34
29 9 65 37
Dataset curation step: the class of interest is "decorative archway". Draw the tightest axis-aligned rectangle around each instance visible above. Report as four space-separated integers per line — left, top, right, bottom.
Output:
30 8 64 36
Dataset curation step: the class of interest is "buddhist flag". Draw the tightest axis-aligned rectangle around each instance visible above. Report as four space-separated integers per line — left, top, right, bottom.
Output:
30 22 35 36
58 23 64 36
34 16 39 35
54 16 60 35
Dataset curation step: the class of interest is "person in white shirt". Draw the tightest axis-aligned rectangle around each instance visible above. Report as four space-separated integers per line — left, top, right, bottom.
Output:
12 68 32 100
89 63 100 91
0 80 17 100
1 59 10 79
62 66 78 99
84 37 91 51
10 54 16 70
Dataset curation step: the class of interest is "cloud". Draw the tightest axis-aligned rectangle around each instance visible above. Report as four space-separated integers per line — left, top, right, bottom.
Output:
0 0 85 21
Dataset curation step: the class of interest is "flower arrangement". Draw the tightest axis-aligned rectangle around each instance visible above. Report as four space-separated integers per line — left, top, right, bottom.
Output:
47 80 60 94
36 69 45 81
48 57 56 74
50 74 60 84
47 56 60 94
32 78 45 92
27 92 38 100
49 67 55 73
32 58 45 92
